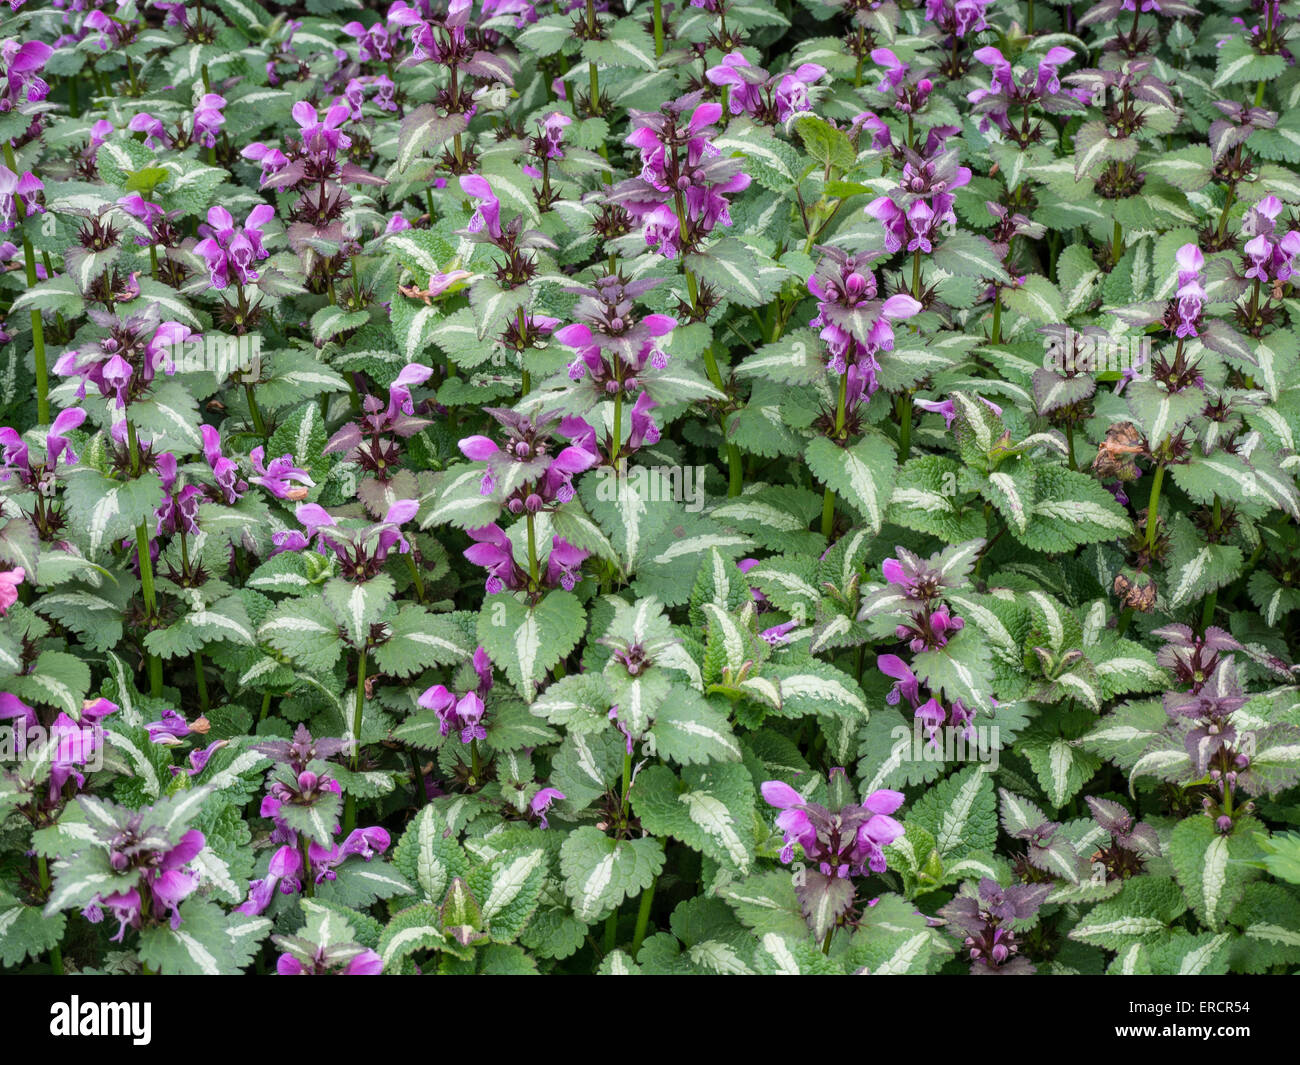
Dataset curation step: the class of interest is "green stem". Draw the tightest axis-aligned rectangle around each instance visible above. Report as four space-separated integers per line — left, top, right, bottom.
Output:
604 911 618 954
652 0 664 57
1215 185 1237 241
991 293 1002 344
631 876 657 957
405 552 426 603
620 749 632 820
821 368 849 539
586 0 600 113
1200 589 1217 632
700 335 726 392
897 393 914 462
3 142 49 425
1111 218 1124 266
300 834 315 897
36 855 64 974
701 342 742 497
344 648 367 834
526 511 540 590
822 927 834 955
611 386 622 467
245 382 267 440
259 691 272 723
1144 462 1165 552
1066 422 1077 471
470 738 482 783
193 652 209 713
126 419 162 697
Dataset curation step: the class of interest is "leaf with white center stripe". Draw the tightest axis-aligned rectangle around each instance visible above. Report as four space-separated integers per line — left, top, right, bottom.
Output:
910 765 997 860
805 433 898 534
1169 815 1263 930
466 847 549 943
631 763 755 873
1068 876 1188 950
374 604 474 678
649 688 742 765
323 574 396 650
559 826 664 923
477 590 586 703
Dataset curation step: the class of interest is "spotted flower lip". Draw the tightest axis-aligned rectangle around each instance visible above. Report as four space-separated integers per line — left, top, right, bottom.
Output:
762 781 906 876
460 173 502 240
193 203 275 289
0 165 42 233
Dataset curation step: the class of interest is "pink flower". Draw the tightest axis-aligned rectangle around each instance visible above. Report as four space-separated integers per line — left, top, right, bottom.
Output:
0 567 23 615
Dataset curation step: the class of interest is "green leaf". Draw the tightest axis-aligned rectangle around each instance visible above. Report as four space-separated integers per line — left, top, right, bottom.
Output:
908 765 997 861
1068 876 1187 951
477 590 587 702
632 763 756 872
62 471 164 558
805 433 898 534
559 826 665 923
793 114 856 170
1168 815 1262 930
323 574 396 649
374 604 474 677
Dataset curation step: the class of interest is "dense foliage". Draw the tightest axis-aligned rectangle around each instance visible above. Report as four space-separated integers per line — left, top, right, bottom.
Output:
2 0 1300 977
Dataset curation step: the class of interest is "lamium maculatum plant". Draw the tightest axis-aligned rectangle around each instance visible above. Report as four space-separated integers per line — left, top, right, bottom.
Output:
0 0 1298 982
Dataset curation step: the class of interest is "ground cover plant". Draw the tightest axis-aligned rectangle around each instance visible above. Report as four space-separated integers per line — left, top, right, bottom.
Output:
1 0 1300 978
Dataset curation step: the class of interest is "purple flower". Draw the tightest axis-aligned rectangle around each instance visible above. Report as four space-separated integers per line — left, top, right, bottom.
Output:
925 0 991 37
127 112 170 149
536 111 571 159
762 780 905 877
249 447 314 501
460 173 502 240
194 204 275 289
146 709 193 746
968 47 1083 136
458 408 599 509
191 93 226 148
418 648 497 743
0 39 52 112
808 248 923 385
201 425 248 504
464 524 523 593
915 394 1002 428
614 99 750 258
0 166 42 233
1173 243 1206 337
545 537 589 591
342 18 395 63
1241 199 1300 285
530 787 565 828
878 653 922 708
705 52 827 123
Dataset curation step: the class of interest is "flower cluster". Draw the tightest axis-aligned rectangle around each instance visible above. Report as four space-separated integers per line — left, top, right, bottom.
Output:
418 646 494 743
613 97 750 259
